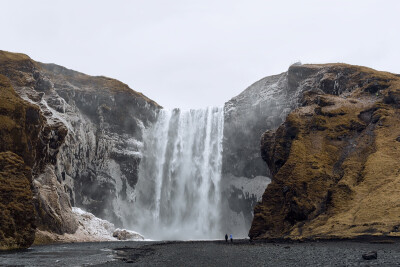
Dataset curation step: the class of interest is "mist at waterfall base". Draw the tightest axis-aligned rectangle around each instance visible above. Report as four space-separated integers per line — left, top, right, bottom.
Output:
130 107 224 240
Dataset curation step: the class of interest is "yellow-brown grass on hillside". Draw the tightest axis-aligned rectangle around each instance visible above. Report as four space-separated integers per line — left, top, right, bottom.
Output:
0 74 44 168
0 51 39 87
250 64 400 240
0 151 35 250
0 74 47 249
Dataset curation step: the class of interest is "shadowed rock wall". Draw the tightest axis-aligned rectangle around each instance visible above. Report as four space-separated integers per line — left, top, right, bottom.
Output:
221 72 292 236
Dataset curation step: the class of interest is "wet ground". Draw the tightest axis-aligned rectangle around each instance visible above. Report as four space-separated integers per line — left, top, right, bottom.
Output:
1 239 400 266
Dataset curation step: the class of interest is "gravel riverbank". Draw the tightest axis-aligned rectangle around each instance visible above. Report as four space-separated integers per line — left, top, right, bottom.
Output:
1 239 400 266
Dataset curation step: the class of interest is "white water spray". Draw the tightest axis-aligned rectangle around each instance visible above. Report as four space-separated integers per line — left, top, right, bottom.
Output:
131 107 224 240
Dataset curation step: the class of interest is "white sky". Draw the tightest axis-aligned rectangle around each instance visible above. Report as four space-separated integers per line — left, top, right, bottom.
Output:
1 0 399 109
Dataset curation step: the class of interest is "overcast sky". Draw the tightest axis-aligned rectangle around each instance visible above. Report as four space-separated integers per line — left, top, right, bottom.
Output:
2 1 399 109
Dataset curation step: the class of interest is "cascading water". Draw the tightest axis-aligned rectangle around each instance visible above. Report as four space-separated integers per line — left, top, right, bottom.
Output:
131 107 224 240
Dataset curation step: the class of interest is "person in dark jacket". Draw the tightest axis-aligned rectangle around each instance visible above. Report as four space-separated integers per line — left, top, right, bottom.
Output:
225 234 228 242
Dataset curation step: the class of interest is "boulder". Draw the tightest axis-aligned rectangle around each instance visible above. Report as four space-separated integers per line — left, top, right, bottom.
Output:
113 228 144 241
362 251 377 260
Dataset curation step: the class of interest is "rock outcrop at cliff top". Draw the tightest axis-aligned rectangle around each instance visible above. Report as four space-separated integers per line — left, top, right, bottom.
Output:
0 50 160 249
250 63 400 240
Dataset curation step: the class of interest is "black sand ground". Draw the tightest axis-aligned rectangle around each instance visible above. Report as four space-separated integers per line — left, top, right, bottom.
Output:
1 238 400 266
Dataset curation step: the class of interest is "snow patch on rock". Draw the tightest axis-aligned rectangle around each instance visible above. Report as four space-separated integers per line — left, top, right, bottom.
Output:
35 207 145 243
72 207 116 241
113 228 144 241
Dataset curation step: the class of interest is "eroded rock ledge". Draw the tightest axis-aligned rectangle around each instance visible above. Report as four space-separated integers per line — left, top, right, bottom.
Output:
250 64 400 240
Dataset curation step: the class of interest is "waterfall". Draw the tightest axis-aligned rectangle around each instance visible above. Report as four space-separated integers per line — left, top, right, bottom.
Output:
131 107 224 240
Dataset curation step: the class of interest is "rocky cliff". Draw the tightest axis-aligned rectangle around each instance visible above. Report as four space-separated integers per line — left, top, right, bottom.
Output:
0 51 160 249
0 74 39 249
250 64 400 240
4 48 399 246
221 64 306 236
37 62 160 227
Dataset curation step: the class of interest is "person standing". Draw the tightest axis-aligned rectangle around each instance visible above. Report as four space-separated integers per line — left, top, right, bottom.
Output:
230 234 233 243
225 234 228 242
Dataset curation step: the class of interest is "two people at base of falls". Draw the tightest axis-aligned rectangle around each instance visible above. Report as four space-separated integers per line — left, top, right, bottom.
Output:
225 234 233 243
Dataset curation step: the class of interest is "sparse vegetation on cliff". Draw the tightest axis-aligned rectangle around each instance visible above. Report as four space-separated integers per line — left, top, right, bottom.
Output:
250 64 400 240
0 75 40 249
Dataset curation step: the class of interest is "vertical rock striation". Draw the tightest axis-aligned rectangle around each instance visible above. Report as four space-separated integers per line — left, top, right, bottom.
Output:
0 50 161 248
37 63 161 226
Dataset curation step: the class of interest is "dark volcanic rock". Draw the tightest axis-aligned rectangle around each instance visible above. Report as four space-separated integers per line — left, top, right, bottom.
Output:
362 251 377 260
221 63 362 235
0 50 161 245
37 63 161 226
223 73 289 179
221 73 289 235
250 64 400 240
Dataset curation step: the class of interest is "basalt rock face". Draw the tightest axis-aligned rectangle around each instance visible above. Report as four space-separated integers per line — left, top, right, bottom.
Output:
250 64 400 240
221 64 332 236
0 50 160 247
37 63 160 226
222 72 295 236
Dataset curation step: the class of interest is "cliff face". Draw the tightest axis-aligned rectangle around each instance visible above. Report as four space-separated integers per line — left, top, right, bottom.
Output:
37 63 160 226
0 74 43 249
0 51 160 248
221 73 285 235
250 64 400 239
4 48 399 245
221 64 318 236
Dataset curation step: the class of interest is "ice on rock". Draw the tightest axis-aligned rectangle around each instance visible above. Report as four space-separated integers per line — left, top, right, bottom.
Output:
72 207 145 241
72 207 116 241
112 228 144 241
